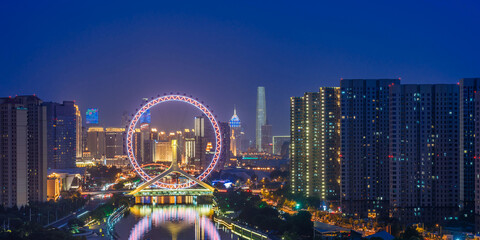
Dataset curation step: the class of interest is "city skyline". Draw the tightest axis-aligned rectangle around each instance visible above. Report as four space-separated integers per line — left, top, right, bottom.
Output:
3 2 480 239
1 1 480 139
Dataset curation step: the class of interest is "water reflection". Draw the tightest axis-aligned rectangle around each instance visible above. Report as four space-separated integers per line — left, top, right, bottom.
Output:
115 205 232 240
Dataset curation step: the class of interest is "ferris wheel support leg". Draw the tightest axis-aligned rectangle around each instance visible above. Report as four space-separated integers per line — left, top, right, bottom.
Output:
128 168 173 195
171 169 215 191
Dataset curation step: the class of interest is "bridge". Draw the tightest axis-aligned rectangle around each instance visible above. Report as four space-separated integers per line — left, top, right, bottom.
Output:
127 139 215 204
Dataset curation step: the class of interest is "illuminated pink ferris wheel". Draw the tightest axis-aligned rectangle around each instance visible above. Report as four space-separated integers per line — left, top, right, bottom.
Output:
126 94 222 190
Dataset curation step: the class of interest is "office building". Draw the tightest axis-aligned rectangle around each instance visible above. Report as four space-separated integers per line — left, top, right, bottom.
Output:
218 121 230 170
290 87 341 202
154 141 173 163
229 107 242 156
341 79 399 218
389 84 460 223
194 115 214 170
272 136 289 156
261 124 272 154
256 86 267 151
105 127 127 166
86 126 106 160
105 128 125 158
139 123 154 164
183 129 196 166
460 78 480 217
44 101 77 169
75 105 82 159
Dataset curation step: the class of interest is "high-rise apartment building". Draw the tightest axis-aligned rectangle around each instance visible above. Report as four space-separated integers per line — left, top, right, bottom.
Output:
16 96 48 204
290 87 341 202
475 91 480 219
389 84 460 224
0 96 47 206
341 79 399 218
460 78 480 217
44 101 77 169
0 98 28 207
256 86 267 151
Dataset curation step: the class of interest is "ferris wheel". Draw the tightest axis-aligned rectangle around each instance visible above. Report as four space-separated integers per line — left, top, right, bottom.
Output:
126 94 222 191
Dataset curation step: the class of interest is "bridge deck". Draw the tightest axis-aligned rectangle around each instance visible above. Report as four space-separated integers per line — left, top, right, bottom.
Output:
132 188 213 197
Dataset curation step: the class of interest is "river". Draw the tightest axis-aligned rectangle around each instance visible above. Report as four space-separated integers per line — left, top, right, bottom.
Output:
113 205 239 240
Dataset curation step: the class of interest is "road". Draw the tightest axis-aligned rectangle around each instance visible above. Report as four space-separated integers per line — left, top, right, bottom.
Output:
45 198 109 229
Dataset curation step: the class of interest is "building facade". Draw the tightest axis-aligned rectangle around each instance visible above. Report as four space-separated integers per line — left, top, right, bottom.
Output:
75 104 82 159
475 90 480 217
256 86 266 151
44 101 77 169
389 84 460 224
86 126 106 160
229 107 242 156
290 87 341 202
0 98 28 207
460 78 480 218
218 121 231 170
194 115 214 170
272 136 290 156
0 96 47 206
341 79 399 218
261 124 272 154
105 127 127 166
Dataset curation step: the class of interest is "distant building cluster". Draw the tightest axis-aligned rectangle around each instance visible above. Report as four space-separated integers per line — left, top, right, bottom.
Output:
289 78 480 227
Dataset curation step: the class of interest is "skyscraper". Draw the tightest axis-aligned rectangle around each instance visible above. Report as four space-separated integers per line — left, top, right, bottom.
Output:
16 96 48 204
183 129 196 166
229 107 242 156
218 121 231 170
290 87 341 202
341 79 399 218
474 91 480 219
0 98 28 207
75 104 82 160
460 78 480 217
44 101 77 169
256 86 266 151
0 96 47 206
389 84 460 223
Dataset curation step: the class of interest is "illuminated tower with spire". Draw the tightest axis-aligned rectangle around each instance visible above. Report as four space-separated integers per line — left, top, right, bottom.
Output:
229 106 242 156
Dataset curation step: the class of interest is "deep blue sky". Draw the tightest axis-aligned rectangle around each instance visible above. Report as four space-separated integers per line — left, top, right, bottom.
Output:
1 1 479 138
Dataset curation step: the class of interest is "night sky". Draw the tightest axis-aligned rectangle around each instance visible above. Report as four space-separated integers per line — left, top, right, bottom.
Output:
1 1 479 139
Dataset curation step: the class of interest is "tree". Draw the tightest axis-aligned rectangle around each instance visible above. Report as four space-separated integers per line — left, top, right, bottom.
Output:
286 211 313 238
398 226 424 240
